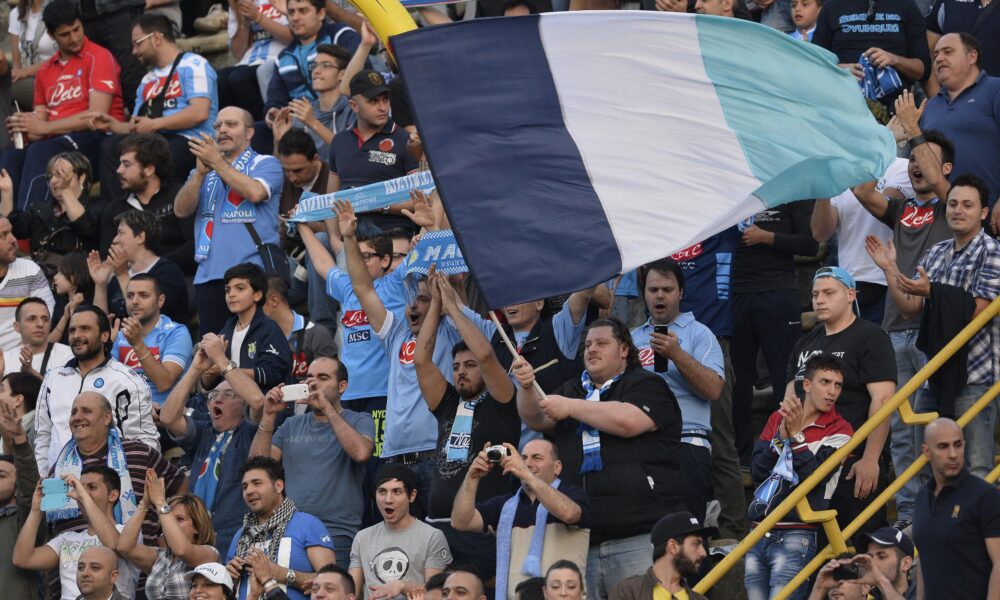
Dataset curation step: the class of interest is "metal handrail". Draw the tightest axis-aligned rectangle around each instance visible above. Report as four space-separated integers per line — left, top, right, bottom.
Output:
693 294 1000 595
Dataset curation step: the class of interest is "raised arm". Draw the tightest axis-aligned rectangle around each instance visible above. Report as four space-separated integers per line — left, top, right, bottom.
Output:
450 448 487 533
337 200 388 332
500 443 582 525
299 223 337 283
174 158 208 219
894 90 950 201
66 474 119 548
852 180 890 220
811 198 839 243
415 272 449 412
564 285 597 327
159 352 210 437
12 482 59 571
248 386 286 460
147 469 218 567
339 21 376 97
865 235 924 320
513 358 557 434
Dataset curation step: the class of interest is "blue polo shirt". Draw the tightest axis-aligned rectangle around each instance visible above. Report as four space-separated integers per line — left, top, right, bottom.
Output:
920 70 1000 207
926 0 1000 81
912 468 1000 600
110 315 193 406
631 313 724 439
325 265 406 401
676 227 739 338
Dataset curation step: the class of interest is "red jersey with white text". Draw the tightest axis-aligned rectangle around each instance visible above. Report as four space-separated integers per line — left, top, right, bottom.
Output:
34 37 126 123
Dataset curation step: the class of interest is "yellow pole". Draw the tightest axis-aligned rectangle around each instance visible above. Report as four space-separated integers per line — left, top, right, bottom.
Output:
694 294 1000 594
348 0 419 56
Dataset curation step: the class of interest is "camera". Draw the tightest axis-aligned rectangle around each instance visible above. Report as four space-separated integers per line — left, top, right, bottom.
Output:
485 445 510 463
832 563 862 581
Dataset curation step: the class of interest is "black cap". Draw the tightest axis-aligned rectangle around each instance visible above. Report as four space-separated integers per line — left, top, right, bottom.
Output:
350 70 391 99
651 511 718 546
374 464 418 495
857 527 915 558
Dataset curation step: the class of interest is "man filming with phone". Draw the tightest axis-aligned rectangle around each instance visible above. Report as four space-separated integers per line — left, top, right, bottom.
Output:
630 258 724 522
249 356 375 568
451 438 590 600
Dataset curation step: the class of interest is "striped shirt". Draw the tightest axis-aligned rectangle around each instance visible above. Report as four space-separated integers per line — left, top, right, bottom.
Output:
918 229 1000 385
0 258 56 351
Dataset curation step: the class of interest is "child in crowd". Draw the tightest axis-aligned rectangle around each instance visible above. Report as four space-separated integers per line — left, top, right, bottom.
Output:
790 0 822 41
49 252 95 344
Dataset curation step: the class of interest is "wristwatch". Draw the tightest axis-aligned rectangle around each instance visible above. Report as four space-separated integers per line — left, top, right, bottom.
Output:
792 432 805 444
158 504 172 515
221 360 237 377
286 569 296 586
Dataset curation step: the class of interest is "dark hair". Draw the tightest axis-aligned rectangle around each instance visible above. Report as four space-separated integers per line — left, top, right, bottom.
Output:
4 372 42 412
15 297 50 322
425 572 450 593
133 12 175 42
586 317 642 369
114 209 162 254
803 354 845 381
638 258 686 294
446 564 485 595
653 542 669 561
514 577 546 600
129 273 163 297
240 456 285 485
81 464 122 494
46 152 92 189
921 130 956 166
374 464 417 496
117 134 172 182
360 235 393 264
266 276 291 304
956 32 982 68
287 0 325 11
0 454 13 467
224 263 268 305
949 173 991 210
42 0 81 34
502 0 538 13
315 44 351 69
545 560 583 584
451 341 471 359
316 563 355 594
71 305 111 335
58 253 94 301
276 128 318 159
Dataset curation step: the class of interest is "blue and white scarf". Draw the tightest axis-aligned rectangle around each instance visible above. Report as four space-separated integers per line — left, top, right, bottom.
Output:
859 54 903 101
495 479 561 600
192 429 234 513
195 147 256 263
577 370 623 474
47 428 138 524
288 170 436 226
403 230 469 302
749 436 800 517
445 391 487 462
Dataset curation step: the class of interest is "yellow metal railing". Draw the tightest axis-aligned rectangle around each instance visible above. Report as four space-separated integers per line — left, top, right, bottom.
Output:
694 294 1000 596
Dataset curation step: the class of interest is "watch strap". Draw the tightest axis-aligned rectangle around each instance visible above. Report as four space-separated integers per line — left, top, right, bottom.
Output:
908 133 927 151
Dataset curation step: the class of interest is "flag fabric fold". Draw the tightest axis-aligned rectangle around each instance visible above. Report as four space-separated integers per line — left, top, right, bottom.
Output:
392 11 895 309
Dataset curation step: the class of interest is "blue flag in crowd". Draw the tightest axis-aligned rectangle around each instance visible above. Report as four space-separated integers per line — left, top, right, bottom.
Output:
402 229 469 299
289 171 436 225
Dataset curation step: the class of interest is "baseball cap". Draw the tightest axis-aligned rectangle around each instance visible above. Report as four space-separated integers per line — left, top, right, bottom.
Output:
185 563 234 591
813 266 856 290
651 511 718 546
350 70 391 99
857 527 915 558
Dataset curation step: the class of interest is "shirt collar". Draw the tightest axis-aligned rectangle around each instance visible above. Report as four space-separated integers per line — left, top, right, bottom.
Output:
927 467 971 495
937 69 987 101
291 311 306 334
641 312 696 329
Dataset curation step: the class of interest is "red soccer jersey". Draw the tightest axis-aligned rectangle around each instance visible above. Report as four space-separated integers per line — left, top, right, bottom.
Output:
34 37 126 123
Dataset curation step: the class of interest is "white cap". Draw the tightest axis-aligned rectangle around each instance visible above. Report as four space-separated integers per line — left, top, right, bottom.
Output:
184 562 234 591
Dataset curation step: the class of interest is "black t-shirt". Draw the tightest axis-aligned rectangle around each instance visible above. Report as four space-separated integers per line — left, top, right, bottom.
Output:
731 200 819 293
813 0 931 83
786 317 896 430
912 469 1000 600
428 385 520 520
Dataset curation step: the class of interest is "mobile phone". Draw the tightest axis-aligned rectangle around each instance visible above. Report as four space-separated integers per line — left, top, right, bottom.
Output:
832 563 862 581
40 477 70 512
282 383 309 402
653 325 670 372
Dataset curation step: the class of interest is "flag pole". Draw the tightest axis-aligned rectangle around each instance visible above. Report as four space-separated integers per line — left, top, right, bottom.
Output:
488 311 548 399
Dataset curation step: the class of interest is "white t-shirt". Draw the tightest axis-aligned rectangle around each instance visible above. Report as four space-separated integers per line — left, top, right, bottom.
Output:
2 342 74 376
830 157 913 285
45 525 140 600
231 324 250 368
8 7 58 67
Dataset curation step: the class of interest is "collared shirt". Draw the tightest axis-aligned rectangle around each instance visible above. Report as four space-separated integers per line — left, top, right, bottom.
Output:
926 0 1000 83
921 70 1000 207
631 314 724 439
110 314 193 405
918 229 1000 384
34 37 126 122
133 52 217 139
912 468 1000 600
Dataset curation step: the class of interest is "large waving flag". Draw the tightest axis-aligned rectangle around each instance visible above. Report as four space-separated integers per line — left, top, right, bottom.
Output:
392 11 895 309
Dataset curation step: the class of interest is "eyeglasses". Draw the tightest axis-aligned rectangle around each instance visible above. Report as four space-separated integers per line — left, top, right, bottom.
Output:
207 391 238 402
132 31 156 48
310 61 341 72
866 0 876 22
392 253 408 260
360 252 383 261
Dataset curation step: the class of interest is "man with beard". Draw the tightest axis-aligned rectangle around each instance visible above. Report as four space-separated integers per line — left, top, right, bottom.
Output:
97 134 195 274
108 274 192 406
609 511 715 600
34 306 158 474
160 345 258 556
93 13 217 202
3 297 72 379
225 456 336 600
414 272 520 580
174 106 283 335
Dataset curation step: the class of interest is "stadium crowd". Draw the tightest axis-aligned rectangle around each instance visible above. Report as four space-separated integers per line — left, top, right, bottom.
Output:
0 0 999 598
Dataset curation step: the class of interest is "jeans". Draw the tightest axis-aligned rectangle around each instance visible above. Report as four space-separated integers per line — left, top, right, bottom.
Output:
331 535 352 570
745 529 817 600
887 328 928 522
586 534 652 600
195 279 230 336
917 384 998 479
710 336 749 538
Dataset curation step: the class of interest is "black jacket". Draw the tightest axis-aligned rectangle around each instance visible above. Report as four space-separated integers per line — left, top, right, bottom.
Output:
219 308 293 391
491 316 581 394
10 194 106 255
916 282 976 417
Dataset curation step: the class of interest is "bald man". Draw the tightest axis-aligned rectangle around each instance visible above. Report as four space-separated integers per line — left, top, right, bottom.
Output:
174 105 284 334
76 546 124 600
442 569 487 600
911 418 1000 600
